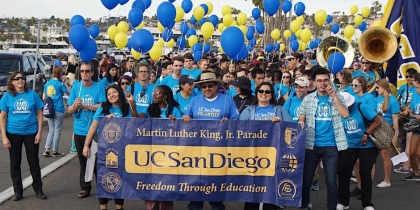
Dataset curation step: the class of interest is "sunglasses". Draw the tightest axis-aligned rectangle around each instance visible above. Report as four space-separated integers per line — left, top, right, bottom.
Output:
201 84 215 89
153 91 163 95
12 76 26 81
406 75 413 78
350 83 362 87
283 76 290 79
361 62 370 64
80 69 91 73
120 82 130 86
287 58 296 61
258 89 271 94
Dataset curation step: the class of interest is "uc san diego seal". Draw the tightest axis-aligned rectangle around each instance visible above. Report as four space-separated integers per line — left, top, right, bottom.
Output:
102 172 122 193
103 123 122 144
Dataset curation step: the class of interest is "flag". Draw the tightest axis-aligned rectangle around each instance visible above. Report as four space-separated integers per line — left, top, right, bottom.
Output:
382 0 420 87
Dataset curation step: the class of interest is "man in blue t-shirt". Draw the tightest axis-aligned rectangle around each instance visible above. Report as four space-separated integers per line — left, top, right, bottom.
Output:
54 51 64 67
157 56 183 93
133 63 155 114
283 77 309 122
181 53 202 80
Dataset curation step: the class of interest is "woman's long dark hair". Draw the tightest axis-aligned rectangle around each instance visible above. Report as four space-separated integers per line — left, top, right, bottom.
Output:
147 85 180 118
100 84 129 117
7 71 28 96
252 82 277 106
105 63 119 83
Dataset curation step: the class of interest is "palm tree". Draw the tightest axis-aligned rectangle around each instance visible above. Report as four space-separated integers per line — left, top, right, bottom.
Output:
231 7 241 15
371 1 382 19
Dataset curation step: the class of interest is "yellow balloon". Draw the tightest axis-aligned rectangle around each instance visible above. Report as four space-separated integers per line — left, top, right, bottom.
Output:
114 32 128 49
166 39 175 48
188 35 198 47
201 22 215 39
350 5 358 15
175 6 185 22
346 38 352 43
295 29 301 38
219 46 224 53
239 25 247 35
205 2 214 14
131 49 141 60
237 12 247 25
223 14 233 27
290 20 301 33
157 38 165 47
280 43 285 52
135 22 144 30
158 22 164 32
283 30 291 38
107 25 118 41
218 23 225 32
149 45 162 61
221 5 231 16
296 16 305 25
354 15 363 25
300 42 306 51
117 21 129 33
344 25 355 39
231 20 238 26
300 28 312 43
271 29 280 40
315 10 327 26
361 7 370 18
194 7 205 21
371 20 382 27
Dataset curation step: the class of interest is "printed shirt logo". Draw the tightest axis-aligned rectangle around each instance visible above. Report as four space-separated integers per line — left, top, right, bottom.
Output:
401 91 413 104
345 117 361 134
81 94 94 106
254 112 275 120
377 103 384 115
315 102 331 120
136 92 149 106
13 98 30 114
46 85 56 97
197 107 221 118
171 85 180 94
293 105 301 121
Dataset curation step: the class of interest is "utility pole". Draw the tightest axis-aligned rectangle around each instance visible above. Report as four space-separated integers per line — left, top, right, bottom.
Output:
33 20 40 90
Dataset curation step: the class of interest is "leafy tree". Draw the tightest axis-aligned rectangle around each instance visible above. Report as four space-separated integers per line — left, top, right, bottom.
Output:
231 7 241 15
370 1 382 19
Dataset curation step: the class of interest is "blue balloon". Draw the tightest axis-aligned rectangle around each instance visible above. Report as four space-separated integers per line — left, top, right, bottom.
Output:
282 0 292 13
126 38 131 50
162 28 173 42
193 51 203 62
190 16 197 24
290 34 297 41
101 0 119 10
192 43 202 52
250 38 257 47
199 18 206 26
252 8 261 19
256 22 264 34
326 15 333 24
69 25 89 51
315 38 322 47
168 0 176 3
274 43 280 52
331 24 340 34
132 0 146 12
200 4 209 15
187 28 196 37
143 0 151 9
177 36 186 48
248 26 255 33
128 8 144 28
328 52 346 74
291 40 299 52
264 0 280 16
209 15 219 27
119 0 129 5
358 22 367 31
265 44 273 53
309 41 316 49
246 30 254 41
247 43 253 52
181 0 193 13
70 15 85 27
88 24 100 38
239 44 248 59
180 22 189 35
167 21 175 29
203 43 210 53
293 2 305 16
130 29 154 53
157 2 176 27
220 27 244 58
80 38 97 62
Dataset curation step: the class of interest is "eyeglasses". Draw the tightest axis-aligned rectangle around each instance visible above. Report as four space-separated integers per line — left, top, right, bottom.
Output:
138 70 148 74
361 62 370 64
12 76 26 81
406 75 413 78
258 89 271 94
283 76 290 79
80 69 91 73
120 82 130 86
173 65 183 67
201 84 215 89
315 79 330 83
140 87 146 97
153 91 163 95
350 83 362 87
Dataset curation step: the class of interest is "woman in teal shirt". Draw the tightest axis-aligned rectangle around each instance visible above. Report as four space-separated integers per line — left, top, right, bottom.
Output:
100 63 119 88
0 71 46 201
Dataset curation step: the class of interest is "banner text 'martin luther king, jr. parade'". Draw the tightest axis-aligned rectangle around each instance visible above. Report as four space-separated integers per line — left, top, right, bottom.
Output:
95 118 306 207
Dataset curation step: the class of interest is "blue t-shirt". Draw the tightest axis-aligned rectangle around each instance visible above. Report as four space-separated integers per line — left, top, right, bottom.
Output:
43 79 67 113
226 86 237 98
0 90 44 135
174 92 196 115
409 91 420 115
342 102 377 148
376 95 399 125
186 93 239 120
283 95 303 123
53 59 62 67
314 94 336 147
251 80 256 96
143 104 183 118
93 105 132 121
352 70 380 83
274 83 294 99
253 104 276 120
339 85 354 95
181 68 202 80
158 75 180 94
99 77 116 88
67 82 106 135
133 83 155 114
397 84 416 106
354 93 377 111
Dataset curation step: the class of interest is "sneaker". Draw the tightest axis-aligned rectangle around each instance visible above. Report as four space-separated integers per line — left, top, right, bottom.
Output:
350 186 361 197
43 151 51 157
52 151 65 157
364 206 375 210
376 181 391 188
336 204 349 210
350 177 358 183
394 167 410 174
409 168 420 173
311 183 319 191
403 174 420 181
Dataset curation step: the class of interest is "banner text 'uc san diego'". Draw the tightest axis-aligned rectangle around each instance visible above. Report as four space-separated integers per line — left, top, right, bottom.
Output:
97 118 306 207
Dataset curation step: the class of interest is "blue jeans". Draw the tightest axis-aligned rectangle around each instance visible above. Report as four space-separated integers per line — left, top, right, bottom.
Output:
188 201 225 210
301 146 339 210
45 112 64 151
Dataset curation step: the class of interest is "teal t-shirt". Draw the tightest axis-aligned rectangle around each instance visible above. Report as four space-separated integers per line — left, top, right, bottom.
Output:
283 95 303 123
158 75 180 94
342 102 377 148
174 92 196 115
134 83 154 114
43 79 67 113
181 68 202 80
376 95 399 125
314 94 336 147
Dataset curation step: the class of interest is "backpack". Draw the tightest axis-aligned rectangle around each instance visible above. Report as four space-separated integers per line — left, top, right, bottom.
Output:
43 96 55 118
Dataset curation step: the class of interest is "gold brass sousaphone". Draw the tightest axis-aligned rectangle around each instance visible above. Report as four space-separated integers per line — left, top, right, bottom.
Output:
316 36 355 69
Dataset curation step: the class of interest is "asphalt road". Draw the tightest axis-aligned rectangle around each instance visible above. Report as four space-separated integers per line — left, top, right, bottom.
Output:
1 117 420 209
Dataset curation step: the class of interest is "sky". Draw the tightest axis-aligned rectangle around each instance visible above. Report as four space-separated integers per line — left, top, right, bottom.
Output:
1 0 388 20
